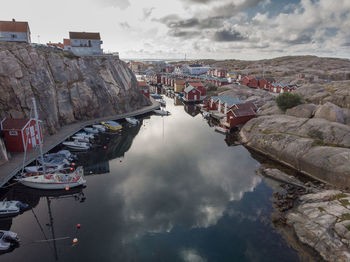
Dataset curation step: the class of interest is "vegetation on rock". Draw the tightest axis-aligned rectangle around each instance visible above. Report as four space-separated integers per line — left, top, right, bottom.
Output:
276 92 303 111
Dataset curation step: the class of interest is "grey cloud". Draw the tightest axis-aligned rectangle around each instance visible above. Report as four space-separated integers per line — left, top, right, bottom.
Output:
168 29 197 38
98 0 130 9
181 0 214 4
142 7 155 20
285 34 312 45
213 29 246 42
119 21 131 30
168 18 200 28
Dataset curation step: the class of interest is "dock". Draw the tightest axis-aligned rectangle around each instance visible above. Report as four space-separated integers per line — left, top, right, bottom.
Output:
0 99 160 188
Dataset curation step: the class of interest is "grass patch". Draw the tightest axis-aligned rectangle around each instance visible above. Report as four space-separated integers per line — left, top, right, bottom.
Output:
340 213 350 222
339 199 350 207
262 130 274 135
318 207 326 212
312 139 325 147
332 193 347 200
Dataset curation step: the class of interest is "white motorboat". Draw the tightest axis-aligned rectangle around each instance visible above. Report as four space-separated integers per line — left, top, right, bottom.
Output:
45 150 75 161
214 125 230 134
84 127 99 134
71 136 90 143
125 117 140 125
202 111 210 119
157 99 166 107
0 201 28 218
17 167 86 190
75 132 95 139
63 140 91 151
92 124 106 132
153 109 171 116
0 231 19 251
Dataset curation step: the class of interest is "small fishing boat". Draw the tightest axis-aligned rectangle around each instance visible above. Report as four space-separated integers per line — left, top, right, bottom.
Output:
17 167 86 190
214 125 230 134
101 121 122 131
84 127 99 134
0 231 19 251
153 109 171 116
71 136 90 143
62 141 91 151
157 99 166 107
202 111 210 119
92 124 106 132
75 132 95 139
0 201 28 218
150 94 163 99
25 163 66 174
125 117 140 125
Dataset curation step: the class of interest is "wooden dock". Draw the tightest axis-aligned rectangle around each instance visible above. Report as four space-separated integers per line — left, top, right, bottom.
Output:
0 100 160 188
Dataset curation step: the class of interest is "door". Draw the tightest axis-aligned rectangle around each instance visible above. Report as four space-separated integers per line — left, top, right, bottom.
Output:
32 137 36 147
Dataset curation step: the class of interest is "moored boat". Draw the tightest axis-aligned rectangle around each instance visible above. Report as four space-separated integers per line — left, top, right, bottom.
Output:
202 111 210 119
125 117 140 125
17 167 86 190
0 231 19 251
214 125 230 134
71 136 90 143
92 124 106 132
62 141 91 151
75 132 95 139
84 127 99 134
153 109 171 116
0 201 28 218
101 121 122 131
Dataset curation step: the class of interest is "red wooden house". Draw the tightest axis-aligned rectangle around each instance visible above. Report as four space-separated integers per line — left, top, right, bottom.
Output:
138 81 150 99
242 76 258 88
224 108 256 128
183 83 206 102
1 118 43 152
257 77 275 90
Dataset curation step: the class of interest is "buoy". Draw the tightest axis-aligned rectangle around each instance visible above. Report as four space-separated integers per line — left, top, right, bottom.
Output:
65 186 70 191
120 160 122 163
77 224 81 229
70 167 74 171
103 146 107 150
72 162 76 166
73 238 78 244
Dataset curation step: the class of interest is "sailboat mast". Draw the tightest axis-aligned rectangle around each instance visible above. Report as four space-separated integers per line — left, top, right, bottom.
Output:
32 98 46 174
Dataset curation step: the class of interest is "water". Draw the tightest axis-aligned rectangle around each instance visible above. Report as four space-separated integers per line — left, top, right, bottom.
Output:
0 96 303 261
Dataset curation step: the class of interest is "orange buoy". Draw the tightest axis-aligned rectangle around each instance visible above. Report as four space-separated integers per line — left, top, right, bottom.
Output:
120 160 122 163
65 186 70 191
70 167 74 171
72 162 76 166
73 238 78 244
77 224 81 229
103 146 107 149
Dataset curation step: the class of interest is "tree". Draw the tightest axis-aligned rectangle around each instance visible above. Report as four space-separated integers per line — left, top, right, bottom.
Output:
276 92 303 111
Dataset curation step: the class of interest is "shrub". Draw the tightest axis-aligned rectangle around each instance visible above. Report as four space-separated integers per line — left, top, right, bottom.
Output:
276 92 303 111
207 85 218 92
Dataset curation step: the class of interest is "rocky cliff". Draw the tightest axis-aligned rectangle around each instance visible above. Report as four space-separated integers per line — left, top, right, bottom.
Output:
0 42 151 134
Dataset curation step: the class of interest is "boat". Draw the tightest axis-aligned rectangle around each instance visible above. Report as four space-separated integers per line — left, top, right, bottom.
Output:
157 99 166 107
62 140 91 151
74 132 95 139
125 117 140 125
38 156 70 167
0 201 28 218
214 125 230 134
0 231 19 251
17 167 86 190
71 136 90 143
150 93 163 99
101 121 122 131
202 111 210 119
153 109 171 116
18 99 87 191
25 163 66 174
83 127 99 134
92 124 106 132
45 150 75 161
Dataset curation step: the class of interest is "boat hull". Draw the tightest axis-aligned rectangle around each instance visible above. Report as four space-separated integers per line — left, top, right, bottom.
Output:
19 178 86 190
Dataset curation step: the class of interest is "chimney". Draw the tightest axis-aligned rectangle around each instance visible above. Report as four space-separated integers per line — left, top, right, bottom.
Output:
12 18 15 22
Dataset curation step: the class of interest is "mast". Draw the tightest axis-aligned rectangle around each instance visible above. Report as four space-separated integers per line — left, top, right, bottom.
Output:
32 98 46 174
47 197 58 260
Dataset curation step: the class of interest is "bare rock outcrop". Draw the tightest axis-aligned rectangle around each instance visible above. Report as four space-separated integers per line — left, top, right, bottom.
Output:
286 104 316 118
314 102 345 124
0 137 8 165
240 115 350 187
0 42 150 134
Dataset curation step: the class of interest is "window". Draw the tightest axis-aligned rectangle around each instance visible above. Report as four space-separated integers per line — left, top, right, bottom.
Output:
11 34 17 38
9 131 18 136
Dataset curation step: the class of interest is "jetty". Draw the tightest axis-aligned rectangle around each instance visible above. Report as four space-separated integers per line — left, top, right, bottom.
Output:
0 99 160 188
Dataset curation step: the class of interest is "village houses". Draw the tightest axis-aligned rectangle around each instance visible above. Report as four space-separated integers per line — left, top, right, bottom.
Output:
0 19 31 43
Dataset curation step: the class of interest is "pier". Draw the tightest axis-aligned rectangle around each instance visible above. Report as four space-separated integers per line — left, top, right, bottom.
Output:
0 100 160 187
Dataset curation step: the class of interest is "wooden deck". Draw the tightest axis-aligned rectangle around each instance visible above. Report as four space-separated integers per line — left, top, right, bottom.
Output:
0 99 160 188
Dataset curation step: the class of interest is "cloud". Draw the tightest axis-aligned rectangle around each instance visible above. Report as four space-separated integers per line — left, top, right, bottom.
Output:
98 0 130 9
213 29 247 42
142 7 155 20
119 21 131 30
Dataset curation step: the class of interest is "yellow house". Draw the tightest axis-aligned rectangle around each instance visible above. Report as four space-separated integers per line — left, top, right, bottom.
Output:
174 80 186 93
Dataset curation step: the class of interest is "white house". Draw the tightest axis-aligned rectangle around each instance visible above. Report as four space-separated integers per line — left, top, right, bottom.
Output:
0 19 31 43
68 32 103 55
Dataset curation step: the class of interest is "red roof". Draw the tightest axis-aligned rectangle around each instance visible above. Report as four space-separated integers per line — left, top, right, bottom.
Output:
231 108 255 117
138 81 147 87
47 42 64 49
1 118 30 131
69 32 101 40
0 20 29 33
189 82 203 88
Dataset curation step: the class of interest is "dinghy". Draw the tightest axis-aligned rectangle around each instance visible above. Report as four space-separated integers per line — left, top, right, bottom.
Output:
84 127 99 134
0 231 19 251
0 201 28 218
214 125 230 134
62 141 91 151
153 109 171 116
101 121 122 131
125 117 140 125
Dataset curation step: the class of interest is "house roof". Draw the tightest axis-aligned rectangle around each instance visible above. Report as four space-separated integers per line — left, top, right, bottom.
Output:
188 82 203 88
69 32 101 40
231 108 256 117
138 81 147 87
184 86 195 93
0 20 29 33
63 38 71 46
272 83 287 88
1 118 30 131
211 96 244 106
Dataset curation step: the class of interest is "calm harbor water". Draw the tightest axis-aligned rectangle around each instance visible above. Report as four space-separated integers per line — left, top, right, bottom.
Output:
0 96 303 262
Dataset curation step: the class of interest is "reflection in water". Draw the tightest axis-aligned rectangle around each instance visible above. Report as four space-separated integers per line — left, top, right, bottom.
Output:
0 96 303 262
183 103 201 117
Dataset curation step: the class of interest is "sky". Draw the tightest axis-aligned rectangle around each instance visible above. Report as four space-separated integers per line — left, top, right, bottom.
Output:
1 0 350 60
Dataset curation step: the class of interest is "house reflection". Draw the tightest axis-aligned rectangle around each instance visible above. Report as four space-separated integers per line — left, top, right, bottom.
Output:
184 104 200 117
